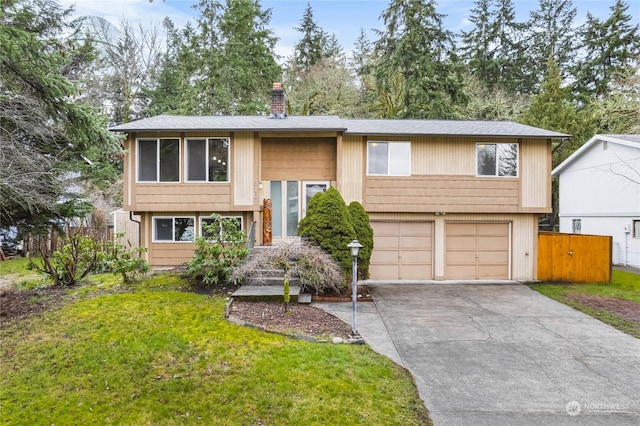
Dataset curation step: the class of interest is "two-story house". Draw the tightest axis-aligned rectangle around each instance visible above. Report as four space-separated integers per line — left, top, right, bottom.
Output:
110 85 568 281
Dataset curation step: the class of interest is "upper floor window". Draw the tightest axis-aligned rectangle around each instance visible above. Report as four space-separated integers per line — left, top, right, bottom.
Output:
186 138 230 182
153 217 195 242
367 141 411 176
138 138 180 182
477 143 518 177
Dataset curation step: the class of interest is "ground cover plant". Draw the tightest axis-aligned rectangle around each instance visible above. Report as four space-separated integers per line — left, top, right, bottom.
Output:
0 267 431 425
530 269 640 338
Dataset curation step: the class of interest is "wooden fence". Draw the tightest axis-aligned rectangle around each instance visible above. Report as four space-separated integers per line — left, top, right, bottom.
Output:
24 227 114 256
538 232 612 283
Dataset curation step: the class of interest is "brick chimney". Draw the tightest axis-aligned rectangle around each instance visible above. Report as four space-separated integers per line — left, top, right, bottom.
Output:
269 82 286 119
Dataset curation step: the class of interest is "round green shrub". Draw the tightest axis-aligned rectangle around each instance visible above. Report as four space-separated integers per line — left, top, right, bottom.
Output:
297 187 356 276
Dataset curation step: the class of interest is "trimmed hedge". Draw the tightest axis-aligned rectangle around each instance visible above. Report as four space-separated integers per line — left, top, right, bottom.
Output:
348 201 373 279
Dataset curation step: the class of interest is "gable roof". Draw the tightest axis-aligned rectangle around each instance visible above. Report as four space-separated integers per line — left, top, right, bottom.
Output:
552 134 640 177
110 114 570 139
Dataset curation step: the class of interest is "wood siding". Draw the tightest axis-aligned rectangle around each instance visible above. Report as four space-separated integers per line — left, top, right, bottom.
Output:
365 175 519 213
261 137 336 181
521 139 551 210
233 132 255 207
341 135 364 203
132 184 232 211
538 232 612 283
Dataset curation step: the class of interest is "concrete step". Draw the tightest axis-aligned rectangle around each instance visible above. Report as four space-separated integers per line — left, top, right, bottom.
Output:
231 285 310 304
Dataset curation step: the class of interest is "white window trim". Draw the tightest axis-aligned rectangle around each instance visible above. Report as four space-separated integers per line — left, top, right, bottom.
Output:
199 215 243 239
185 137 231 183
136 138 181 183
366 141 411 176
475 142 519 178
152 216 196 243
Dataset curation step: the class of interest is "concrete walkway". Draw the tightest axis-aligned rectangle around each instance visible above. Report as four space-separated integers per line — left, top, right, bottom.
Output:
316 284 640 426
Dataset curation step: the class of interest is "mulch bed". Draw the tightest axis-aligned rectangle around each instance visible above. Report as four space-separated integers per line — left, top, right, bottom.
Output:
565 293 640 324
230 301 353 340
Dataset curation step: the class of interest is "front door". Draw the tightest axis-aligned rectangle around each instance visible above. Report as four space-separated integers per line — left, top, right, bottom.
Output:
270 180 329 239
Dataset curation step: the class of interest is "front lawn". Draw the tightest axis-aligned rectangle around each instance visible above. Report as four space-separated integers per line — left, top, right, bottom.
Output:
0 273 431 425
530 269 640 338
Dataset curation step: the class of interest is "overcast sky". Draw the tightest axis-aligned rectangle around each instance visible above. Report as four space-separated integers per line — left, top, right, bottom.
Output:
58 0 638 59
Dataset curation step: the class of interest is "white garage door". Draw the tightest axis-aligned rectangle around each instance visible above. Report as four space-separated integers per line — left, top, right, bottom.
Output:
370 222 433 280
445 223 510 279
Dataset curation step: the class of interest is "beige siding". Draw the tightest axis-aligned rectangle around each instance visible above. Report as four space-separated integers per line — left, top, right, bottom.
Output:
132 184 232 211
521 139 551 210
341 135 364 203
113 210 140 248
365 176 519 213
233 132 255 206
412 136 476 175
261 137 336 181
368 212 538 281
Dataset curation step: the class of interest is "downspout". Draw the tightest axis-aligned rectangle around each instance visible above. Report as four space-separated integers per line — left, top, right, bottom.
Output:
130 211 142 251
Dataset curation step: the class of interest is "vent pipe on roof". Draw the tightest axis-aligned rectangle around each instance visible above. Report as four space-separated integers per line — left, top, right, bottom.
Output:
269 82 286 119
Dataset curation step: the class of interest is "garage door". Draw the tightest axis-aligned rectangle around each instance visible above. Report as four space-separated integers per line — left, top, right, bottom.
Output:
370 222 433 280
445 223 510 279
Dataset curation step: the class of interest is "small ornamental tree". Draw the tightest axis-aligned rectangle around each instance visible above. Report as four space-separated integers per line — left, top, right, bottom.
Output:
297 187 356 276
347 201 374 279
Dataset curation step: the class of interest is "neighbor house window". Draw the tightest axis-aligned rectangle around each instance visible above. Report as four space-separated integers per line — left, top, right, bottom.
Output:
137 139 180 182
633 220 640 238
186 138 230 182
153 217 195 242
477 143 518 177
367 141 411 176
200 216 243 241
572 219 582 234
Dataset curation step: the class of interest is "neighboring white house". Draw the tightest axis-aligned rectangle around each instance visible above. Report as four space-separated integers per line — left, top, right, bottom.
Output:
552 134 640 267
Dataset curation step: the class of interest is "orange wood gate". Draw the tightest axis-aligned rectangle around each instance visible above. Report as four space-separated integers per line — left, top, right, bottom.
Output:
537 232 612 283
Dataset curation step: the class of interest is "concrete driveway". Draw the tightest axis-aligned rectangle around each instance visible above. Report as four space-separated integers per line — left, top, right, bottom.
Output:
317 284 640 425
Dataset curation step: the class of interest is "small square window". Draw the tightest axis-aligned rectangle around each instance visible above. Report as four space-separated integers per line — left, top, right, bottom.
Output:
477 143 518 177
367 141 411 176
153 217 195 242
572 219 582 234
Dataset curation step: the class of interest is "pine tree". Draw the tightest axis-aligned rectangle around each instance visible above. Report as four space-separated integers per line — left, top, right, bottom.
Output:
292 2 326 73
460 0 498 87
374 0 467 118
524 0 577 93
572 0 640 101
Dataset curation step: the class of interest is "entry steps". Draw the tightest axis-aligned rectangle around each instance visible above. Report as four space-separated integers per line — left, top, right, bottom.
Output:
231 285 312 304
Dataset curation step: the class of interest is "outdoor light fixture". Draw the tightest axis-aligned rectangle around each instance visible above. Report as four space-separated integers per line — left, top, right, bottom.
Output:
347 240 363 342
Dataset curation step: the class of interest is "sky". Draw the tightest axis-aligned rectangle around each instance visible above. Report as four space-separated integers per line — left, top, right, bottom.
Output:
58 0 639 59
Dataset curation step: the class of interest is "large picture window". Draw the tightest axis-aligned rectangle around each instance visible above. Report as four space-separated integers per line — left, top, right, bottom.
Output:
186 138 230 182
477 143 518 177
367 141 411 176
137 139 180 182
153 217 195 242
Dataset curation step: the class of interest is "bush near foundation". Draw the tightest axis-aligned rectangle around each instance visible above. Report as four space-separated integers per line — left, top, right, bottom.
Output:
347 201 374 279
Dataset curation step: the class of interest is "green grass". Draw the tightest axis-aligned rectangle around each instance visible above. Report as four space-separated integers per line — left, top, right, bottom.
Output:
0 257 47 289
530 269 640 338
0 274 431 425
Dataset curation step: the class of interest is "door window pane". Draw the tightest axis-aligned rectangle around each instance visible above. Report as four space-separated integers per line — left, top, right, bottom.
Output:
271 181 282 237
286 181 299 237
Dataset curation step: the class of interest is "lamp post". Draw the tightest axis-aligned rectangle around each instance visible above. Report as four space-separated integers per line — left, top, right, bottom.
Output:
347 240 363 338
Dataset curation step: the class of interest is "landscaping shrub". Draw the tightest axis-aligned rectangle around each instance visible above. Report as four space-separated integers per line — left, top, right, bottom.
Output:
104 234 150 283
186 215 250 285
347 201 374 279
231 240 345 294
29 231 105 286
297 187 356 276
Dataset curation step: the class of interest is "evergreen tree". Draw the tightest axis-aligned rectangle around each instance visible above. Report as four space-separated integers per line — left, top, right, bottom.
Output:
347 202 373 280
374 0 467 118
292 2 326 73
460 0 498 87
0 0 120 232
297 187 356 277
572 0 640 101
524 0 577 93
493 0 528 93
588 63 640 134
